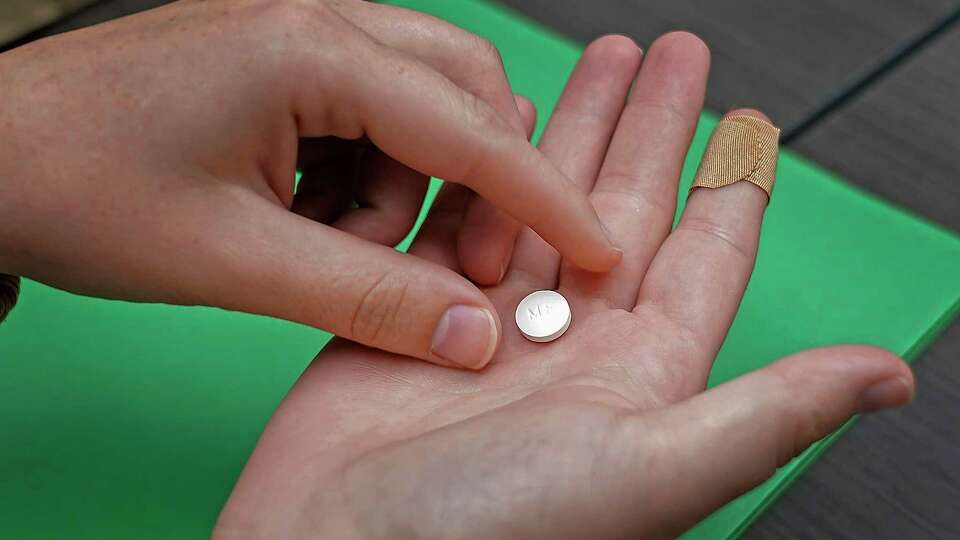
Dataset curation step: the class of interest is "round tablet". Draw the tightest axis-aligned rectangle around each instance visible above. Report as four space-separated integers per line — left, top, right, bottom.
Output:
515 290 571 343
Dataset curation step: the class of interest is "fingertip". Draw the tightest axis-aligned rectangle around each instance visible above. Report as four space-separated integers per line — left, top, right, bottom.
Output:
574 35 643 95
571 246 624 274
554 220 624 274
833 345 915 410
775 344 914 413
589 223 625 273
585 34 643 64
650 31 709 60
858 373 915 413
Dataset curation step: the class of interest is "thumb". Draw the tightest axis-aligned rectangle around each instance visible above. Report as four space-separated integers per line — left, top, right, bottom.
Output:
637 346 914 536
189 194 500 370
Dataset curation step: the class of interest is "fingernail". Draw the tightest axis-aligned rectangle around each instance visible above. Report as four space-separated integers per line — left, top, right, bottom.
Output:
431 305 498 370
857 376 914 413
600 221 620 249
599 222 624 267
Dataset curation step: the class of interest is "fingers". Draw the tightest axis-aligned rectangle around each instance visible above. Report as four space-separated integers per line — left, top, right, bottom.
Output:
409 95 537 272
559 32 710 313
627 346 914 537
456 96 537 284
635 109 775 375
295 9 621 273
504 35 642 288
332 149 429 246
193 191 501 370
405 182 471 271
329 0 532 283
329 0 527 134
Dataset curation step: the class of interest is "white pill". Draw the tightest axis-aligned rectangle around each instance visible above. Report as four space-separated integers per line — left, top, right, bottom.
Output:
515 290 571 343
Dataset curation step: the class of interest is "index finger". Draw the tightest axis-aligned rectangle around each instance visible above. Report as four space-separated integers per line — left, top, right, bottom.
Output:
293 23 622 273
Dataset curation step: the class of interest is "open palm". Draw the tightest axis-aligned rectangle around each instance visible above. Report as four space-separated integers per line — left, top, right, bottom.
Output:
214 34 913 540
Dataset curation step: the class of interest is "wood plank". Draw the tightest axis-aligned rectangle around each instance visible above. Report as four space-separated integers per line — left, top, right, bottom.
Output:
792 27 960 233
12 0 173 39
495 0 956 128
0 0 98 44
746 25 960 539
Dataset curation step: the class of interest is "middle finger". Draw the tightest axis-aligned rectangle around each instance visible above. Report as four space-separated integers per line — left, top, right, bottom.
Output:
559 32 711 314
503 35 642 291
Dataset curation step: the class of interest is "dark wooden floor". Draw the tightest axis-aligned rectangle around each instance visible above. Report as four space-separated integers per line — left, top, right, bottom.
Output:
5 1 960 538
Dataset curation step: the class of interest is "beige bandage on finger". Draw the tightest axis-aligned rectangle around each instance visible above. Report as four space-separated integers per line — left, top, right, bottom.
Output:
0 274 19 324
690 115 781 198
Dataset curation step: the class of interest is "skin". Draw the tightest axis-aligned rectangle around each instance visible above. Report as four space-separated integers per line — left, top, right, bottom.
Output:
0 0 621 371
213 34 916 539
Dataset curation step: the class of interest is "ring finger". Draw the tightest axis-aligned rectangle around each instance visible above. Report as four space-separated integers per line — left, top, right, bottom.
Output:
636 109 777 386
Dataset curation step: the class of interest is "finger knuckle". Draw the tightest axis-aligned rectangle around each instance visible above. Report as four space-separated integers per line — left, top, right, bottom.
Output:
455 34 511 104
349 273 409 345
678 216 755 263
453 92 504 178
252 0 342 42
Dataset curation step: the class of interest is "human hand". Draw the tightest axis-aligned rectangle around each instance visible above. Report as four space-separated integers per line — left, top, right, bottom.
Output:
0 0 620 368
213 34 915 539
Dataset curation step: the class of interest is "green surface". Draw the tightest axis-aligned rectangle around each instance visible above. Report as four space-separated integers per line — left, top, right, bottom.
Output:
2 0 960 538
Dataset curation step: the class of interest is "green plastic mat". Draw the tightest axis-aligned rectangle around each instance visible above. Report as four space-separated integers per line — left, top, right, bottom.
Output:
2 0 959 538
